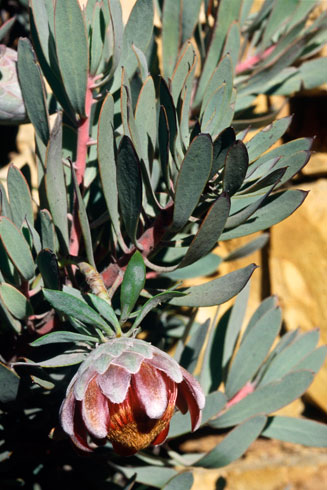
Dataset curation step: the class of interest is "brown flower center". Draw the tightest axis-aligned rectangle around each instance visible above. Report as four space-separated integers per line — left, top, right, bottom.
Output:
107 405 174 455
107 368 177 455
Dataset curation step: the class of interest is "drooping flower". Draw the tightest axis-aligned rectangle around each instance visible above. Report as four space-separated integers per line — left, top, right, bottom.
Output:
60 337 205 455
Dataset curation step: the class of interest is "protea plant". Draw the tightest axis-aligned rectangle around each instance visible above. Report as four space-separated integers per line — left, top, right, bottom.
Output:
0 1 326 488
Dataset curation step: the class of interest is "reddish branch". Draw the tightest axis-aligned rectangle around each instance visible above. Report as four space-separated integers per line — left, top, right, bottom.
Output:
226 381 255 408
69 75 95 257
235 45 275 75
101 204 174 288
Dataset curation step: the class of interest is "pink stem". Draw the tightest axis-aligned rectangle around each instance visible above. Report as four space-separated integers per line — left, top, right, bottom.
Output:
69 76 95 257
235 45 275 75
75 76 95 186
226 382 255 408
101 203 174 288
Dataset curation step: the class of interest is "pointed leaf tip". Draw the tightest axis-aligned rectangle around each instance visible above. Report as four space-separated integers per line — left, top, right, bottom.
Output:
170 263 257 307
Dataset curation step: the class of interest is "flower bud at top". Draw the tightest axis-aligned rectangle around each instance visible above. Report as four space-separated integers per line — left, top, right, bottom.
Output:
0 45 27 125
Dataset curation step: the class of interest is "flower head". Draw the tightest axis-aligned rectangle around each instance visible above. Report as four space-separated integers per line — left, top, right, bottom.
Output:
60 337 205 455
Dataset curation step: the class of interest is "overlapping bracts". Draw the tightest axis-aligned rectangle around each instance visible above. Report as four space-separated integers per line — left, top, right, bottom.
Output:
60 338 205 455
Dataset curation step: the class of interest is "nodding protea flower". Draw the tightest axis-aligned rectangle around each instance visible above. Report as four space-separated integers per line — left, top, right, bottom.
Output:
60 337 205 456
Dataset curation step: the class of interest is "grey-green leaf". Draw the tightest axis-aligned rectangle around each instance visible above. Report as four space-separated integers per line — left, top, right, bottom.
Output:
201 54 233 118
0 182 12 221
224 233 269 262
87 293 120 331
195 0 242 105
33 352 87 368
223 141 249 196
194 415 267 468
133 290 185 330
43 289 110 331
299 57 327 90
40 209 57 251
97 93 120 237
262 416 327 448
273 150 311 189
89 2 105 76
246 116 293 163
135 76 157 162
225 168 286 230
29 0 76 122
259 329 320 386
242 295 278 340
172 134 213 232
211 371 314 428
260 0 298 51
118 466 177 489
164 254 222 281
17 37 50 145
31 331 98 346
25 218 42 255
294 345 327 374
0 362 20 403
225 306 282 399
54 0 88 116
0 283 33 320
112 0 153 87
70 162 95 267
210 127 236 179
7 164 34 228
247 137 312 178
0 17 16 42
162 0 182 78
120 251 146 323
221 281 250 372
222 21 241 71
169 264 257 307
168 391 227 439
0 217 35 280
179 193 230 268
181 319 210 373
45 113 69 253
116 136 142 244
171 41 196 104
220 190 308 241
29 0 54 65
181 0 202 43
132 44 149 81
160 78 178 158
0 239 16 285
37 249 60 290
162 472 194 490
0 296 21 334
